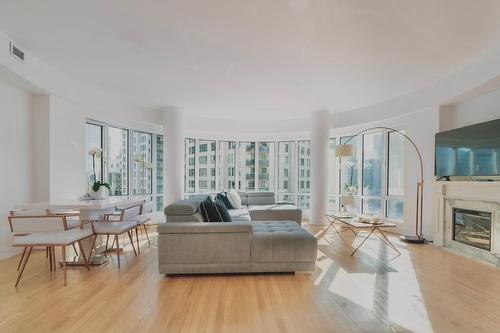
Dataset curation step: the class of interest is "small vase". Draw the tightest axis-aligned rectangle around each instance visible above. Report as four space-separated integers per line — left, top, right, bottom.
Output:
91 186 109 199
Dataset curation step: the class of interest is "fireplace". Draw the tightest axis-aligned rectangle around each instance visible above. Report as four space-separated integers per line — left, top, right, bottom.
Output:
453 208 492 251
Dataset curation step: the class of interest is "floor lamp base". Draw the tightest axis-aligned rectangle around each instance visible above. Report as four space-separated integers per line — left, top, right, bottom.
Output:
399 235 426 244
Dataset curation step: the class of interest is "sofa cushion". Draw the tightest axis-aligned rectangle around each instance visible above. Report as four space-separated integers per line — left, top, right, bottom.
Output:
216 192 234 209
251 221 317 263
228 208 252 222
200 197 232 222
165 197 205 216
228 189 242 209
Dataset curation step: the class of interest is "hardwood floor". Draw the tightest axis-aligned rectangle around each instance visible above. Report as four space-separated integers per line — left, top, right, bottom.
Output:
1 225 500 333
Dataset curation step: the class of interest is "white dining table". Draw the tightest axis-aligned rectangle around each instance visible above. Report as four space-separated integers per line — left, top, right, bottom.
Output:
14 196 146 265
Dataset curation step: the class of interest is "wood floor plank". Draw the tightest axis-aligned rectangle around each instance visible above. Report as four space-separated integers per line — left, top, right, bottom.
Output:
0 225 500 333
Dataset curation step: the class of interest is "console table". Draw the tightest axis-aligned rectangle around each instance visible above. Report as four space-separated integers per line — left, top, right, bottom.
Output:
322 212 400 256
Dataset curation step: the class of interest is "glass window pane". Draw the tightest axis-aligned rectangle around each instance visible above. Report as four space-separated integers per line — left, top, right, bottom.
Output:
108 127 128 196
197 140 216 193
388 131 405 196
297 140 311 208
219 141 237 190
387 200 404 219
156 135 164 195
156 135 164 211
184 138 195 193
278 142 294 200
297 194 310 209
258 142 274 191
340 136 358 195
328 138 337 210
86 123 103 187
363 198 382 215
132 131 152 195
238 142 255 191
277 193 295 204
362 133 383 196
156 196 164 212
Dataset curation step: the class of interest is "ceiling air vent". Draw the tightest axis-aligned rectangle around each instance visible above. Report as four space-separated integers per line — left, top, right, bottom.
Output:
9 42 24 62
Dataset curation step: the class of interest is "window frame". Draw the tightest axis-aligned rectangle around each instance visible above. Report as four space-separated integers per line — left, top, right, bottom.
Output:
131 130 153 195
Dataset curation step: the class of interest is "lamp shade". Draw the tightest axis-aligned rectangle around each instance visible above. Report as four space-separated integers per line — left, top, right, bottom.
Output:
335 144 354 157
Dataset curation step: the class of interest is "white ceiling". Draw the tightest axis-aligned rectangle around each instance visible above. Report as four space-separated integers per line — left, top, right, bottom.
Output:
1 0 500 120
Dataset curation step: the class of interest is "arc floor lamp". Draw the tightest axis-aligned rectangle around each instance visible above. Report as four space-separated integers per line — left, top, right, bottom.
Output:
335 126 425 244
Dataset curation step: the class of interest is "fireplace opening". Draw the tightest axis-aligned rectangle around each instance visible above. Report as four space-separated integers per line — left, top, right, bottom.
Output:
453 208 492 251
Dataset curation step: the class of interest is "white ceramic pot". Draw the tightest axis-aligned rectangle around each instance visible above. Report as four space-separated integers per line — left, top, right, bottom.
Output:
91 186 109 199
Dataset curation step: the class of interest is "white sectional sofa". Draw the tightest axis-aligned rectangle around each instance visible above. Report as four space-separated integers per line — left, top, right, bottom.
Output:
158 192 316 275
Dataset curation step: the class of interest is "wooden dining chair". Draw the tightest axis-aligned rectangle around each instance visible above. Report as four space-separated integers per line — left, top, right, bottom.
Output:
8 215 94 287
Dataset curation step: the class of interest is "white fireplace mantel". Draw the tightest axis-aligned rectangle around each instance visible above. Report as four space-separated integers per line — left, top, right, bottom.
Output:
433 181 500 265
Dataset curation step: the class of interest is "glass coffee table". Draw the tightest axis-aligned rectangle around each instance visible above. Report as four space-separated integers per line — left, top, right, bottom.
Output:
322 211 401 256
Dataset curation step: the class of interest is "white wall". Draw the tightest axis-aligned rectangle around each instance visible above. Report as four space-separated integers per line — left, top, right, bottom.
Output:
0 81 32 259
442 88 500 131
31 94 50 201
48 96 87 201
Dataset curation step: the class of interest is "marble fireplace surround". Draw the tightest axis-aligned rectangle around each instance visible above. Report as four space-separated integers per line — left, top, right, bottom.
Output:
433 181 500 266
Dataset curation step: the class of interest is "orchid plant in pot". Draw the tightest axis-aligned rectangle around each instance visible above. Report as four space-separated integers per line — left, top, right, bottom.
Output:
88 147 110 199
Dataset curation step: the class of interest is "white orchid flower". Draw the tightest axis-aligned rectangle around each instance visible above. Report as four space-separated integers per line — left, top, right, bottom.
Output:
88 147 103 158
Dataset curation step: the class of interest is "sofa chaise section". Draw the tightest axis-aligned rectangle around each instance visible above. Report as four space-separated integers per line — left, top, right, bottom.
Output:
157 221 317 275
158 222 252 274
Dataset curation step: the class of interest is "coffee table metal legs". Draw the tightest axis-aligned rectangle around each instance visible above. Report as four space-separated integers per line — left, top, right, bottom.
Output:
320 217 346 244
351 226 401 256
350 228 376 256
374 227 401 256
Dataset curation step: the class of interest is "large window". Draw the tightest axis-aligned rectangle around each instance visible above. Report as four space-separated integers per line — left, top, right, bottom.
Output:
197 140 217 193
277 141 295 203
86 123 103 187
219 141 237 190
108 127 129 196
238 142 256 191
155 135 164 211
297 140 311 209
257 142 275 191
86 121 164 211
386 131 405 219
132 131 152 195
361 133 383 214
184 138 195 194
327 138 337 210
340 136 359 196
180 133 404 221
334 130 405 219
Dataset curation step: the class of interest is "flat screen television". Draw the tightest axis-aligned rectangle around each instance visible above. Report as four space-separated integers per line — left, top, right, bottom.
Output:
435 118 500 179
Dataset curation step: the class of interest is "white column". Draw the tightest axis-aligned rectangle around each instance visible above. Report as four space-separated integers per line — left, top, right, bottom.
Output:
310 109 330 225
163 107 185 205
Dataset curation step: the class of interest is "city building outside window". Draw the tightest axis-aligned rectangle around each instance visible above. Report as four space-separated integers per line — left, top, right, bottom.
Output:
181 134 404 220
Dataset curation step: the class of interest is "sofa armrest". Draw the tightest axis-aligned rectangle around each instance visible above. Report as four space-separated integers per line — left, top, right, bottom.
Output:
158 222 252 234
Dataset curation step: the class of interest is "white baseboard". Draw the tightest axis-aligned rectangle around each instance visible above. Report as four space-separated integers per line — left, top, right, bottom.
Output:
0 247 22 261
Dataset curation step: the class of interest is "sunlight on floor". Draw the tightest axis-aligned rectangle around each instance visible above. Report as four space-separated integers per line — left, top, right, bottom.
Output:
315 230 434 333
